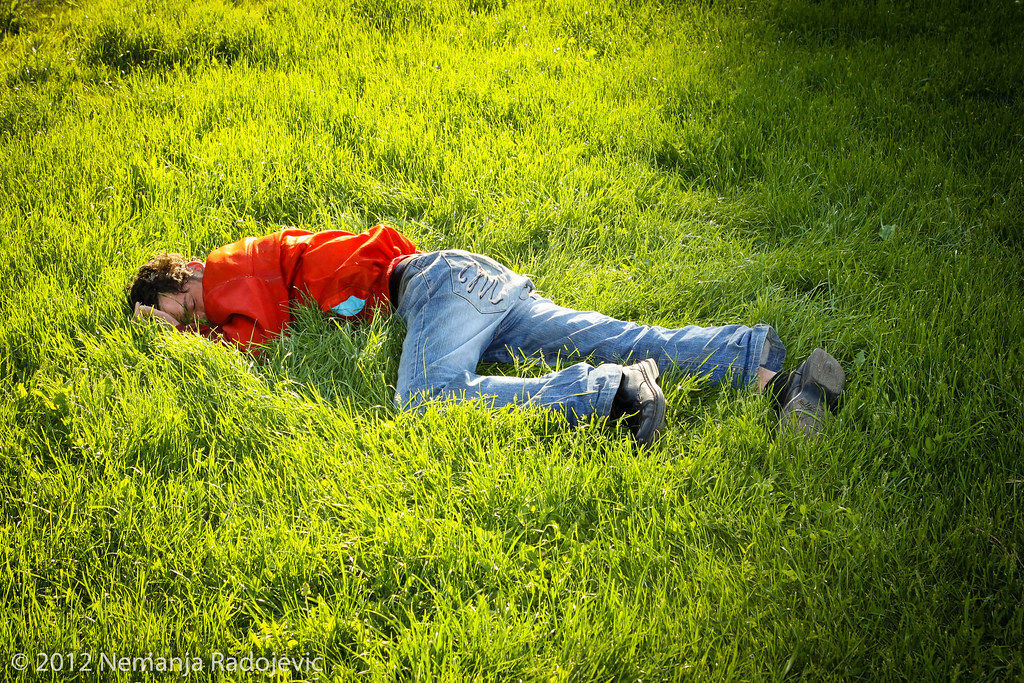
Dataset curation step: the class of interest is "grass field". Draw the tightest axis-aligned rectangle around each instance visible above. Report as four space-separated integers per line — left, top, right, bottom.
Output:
2 0 1023 678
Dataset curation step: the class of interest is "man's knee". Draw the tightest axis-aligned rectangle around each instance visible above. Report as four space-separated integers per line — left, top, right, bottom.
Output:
394 368 468 410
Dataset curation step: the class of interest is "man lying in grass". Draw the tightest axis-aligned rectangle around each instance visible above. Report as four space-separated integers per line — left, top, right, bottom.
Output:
129 224 844 446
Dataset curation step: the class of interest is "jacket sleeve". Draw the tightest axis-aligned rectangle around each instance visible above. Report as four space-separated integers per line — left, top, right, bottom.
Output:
217 315 277 355
176 316 275 355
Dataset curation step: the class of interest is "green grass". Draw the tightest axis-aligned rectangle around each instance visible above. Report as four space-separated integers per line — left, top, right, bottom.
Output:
2 0 1023 678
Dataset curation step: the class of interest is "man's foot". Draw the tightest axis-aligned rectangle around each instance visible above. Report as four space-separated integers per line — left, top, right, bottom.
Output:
609 359 666 448
766 349 845 439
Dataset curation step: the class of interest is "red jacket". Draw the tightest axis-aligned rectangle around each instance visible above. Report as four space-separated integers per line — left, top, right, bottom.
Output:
187 225 419 352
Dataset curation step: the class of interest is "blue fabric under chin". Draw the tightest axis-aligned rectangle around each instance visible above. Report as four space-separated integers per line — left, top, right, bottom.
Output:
331 296 366 317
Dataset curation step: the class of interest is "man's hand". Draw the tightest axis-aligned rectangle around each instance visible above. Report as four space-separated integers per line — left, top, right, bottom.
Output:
133 302 180 328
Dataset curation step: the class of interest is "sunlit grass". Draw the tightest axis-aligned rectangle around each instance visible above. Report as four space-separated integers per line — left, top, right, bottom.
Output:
2 0 1022 678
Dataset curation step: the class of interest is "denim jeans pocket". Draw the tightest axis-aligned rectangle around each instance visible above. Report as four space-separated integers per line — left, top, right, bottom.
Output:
442 251 511 315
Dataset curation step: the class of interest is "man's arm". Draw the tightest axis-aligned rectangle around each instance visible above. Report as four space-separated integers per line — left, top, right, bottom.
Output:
133 302 219 341
133 303 273 355
133 302 179 327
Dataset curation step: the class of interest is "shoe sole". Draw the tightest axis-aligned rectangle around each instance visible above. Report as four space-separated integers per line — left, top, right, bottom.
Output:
781 349 845 438
802 348 845 410
635 359 667 448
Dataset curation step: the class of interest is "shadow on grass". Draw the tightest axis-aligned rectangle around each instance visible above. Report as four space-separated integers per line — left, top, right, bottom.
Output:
81 9 280 73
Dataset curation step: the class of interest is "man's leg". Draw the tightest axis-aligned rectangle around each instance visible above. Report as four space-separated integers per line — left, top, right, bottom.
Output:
477 288 848 440
393 250 625 425
482 294 787 389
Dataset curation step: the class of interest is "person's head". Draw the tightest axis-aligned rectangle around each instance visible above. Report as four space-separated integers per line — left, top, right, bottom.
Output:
128 252 207 325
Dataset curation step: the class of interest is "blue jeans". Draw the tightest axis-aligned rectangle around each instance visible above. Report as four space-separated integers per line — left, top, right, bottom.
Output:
393 250 786 425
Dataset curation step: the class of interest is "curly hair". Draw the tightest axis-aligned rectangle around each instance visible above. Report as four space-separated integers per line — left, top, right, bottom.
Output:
128 252 197 312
